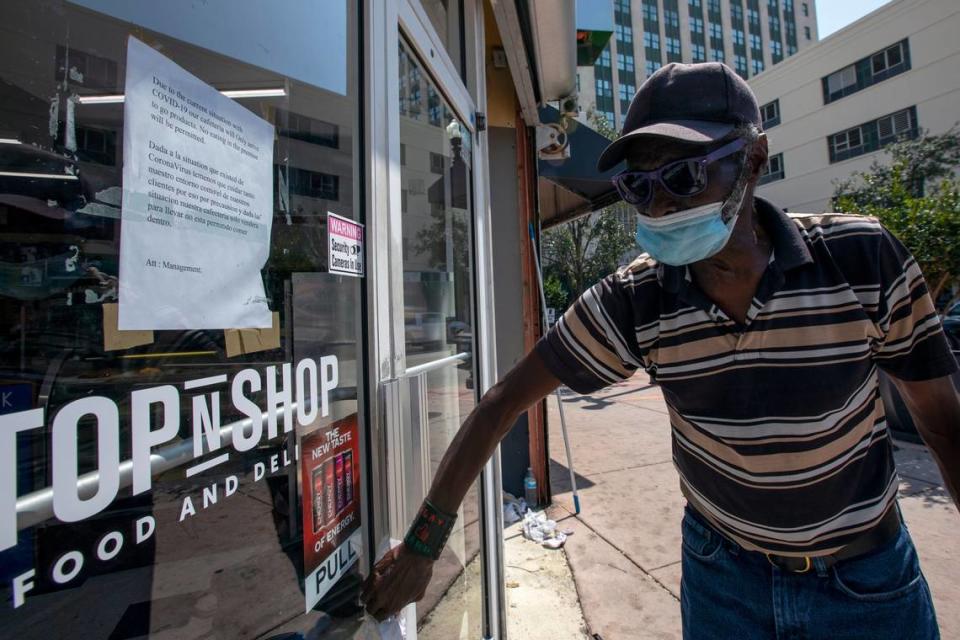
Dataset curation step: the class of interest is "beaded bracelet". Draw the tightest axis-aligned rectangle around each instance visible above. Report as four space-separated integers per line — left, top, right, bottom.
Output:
403 499 458 560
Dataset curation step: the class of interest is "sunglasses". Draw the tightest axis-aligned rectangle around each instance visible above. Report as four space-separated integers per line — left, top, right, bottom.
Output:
611 137 748 207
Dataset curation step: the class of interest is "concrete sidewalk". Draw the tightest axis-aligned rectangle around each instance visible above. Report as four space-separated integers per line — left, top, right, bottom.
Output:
545 372 959 640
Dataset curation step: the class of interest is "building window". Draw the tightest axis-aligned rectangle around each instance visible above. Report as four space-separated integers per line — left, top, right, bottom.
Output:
752 58 765 75
828 106 918 163
802 2 809 16
749 33 762 50
734 54 748 78
760 99 780 128
710 22 723 39
731 4 744 23
75 126 117 165
692 44 706 61
55 45 118 90
804 25 811 40
771 40 783 61
276 108 340 148
616 23 634 45
618 52 636 73
619 82 636 113
642 1 659 23
711 47 725 62
872 41 906 75
645 60 662 77
429 151 445 174
759 153 784 184
691 17 704 34
769 15 781 32
708 0 721 11
747 8 760 27
643 32 659 50
288 167 340 201
828 66 855 97
427 86 442 125
732 29 745 46
666 36 682 58
664 9 680 28
690 0 702 7
822 40 911 104
785 21 798 50
598 47 612 67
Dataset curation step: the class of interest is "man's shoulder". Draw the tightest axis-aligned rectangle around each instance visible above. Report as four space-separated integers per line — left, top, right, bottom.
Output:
786 212 894 284
608 253 660 291
786 211 885 241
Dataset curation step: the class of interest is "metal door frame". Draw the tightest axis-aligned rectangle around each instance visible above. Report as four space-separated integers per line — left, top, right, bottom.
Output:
364 0 504 637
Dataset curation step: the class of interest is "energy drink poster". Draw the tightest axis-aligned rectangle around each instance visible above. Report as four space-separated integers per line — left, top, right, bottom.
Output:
300 414 361 611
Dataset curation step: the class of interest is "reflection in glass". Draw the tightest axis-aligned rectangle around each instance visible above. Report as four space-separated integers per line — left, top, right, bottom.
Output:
0 1 363 638
419 0 466 81
398 38 482 639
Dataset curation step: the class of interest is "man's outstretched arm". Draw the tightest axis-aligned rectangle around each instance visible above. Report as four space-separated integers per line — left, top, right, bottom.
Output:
891 373 960 512
361 348 562 620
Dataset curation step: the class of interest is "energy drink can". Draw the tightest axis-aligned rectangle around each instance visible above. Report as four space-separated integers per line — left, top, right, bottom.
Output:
324 459 336 522
335 454 345 512
344 450 353 505
312 467 325 532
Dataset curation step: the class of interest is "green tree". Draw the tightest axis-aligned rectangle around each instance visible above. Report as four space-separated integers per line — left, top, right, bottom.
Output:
833 128 960 311
542 208 636 306
542 273 568 311
587 108 619 139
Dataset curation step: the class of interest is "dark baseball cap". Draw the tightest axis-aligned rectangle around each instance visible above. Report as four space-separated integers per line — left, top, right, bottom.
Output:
597 62 761 171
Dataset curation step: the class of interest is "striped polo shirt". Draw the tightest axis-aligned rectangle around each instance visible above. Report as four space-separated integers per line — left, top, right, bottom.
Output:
536 197 958 556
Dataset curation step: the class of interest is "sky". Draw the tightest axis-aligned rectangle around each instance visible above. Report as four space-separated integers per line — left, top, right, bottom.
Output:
815 0 894 38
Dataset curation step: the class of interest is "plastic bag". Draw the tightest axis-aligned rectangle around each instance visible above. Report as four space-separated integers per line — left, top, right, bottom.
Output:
357 614 406 640
357 538 407 639
521 509 567 548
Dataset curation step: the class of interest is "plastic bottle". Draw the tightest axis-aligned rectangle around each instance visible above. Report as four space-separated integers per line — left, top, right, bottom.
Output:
523 467 538 508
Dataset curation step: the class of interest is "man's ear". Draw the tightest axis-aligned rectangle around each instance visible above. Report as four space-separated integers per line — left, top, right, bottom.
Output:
748 133 769 178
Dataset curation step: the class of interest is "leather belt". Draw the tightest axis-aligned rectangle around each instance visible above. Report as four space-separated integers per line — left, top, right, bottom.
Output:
764 507 902 573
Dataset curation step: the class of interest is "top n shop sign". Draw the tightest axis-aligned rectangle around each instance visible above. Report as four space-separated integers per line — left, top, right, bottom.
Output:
327 212 364 277
0 356 339 609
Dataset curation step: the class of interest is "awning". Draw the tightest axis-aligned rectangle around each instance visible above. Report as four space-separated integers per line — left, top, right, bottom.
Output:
537 105 624 229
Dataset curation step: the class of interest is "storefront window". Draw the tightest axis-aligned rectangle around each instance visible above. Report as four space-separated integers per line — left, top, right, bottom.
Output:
0 1 364 638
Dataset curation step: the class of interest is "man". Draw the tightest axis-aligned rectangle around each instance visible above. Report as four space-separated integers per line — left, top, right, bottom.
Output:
361 63 960 639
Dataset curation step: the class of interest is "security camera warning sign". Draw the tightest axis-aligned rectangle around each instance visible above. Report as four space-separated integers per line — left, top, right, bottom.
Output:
300 414 362 611
327 212 364 277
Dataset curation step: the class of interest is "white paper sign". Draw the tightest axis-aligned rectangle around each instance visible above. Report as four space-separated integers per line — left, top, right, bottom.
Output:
327 212 364 277
119 36 275 329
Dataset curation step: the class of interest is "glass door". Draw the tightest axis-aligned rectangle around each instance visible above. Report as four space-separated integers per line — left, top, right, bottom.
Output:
366 1 498 637
396 35 483 638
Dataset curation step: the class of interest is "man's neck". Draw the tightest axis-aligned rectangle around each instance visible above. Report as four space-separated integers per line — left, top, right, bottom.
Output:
688 197 772 322
691 197 769 278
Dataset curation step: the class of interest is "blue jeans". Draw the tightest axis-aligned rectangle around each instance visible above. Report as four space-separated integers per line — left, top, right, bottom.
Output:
680 506 940 640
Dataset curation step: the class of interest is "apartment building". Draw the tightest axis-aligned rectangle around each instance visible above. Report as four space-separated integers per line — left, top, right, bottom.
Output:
578 0 819 129
751 0 960 213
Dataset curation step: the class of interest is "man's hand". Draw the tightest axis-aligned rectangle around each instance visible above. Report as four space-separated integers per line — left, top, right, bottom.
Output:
359 350 562 621
360 544 435 621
